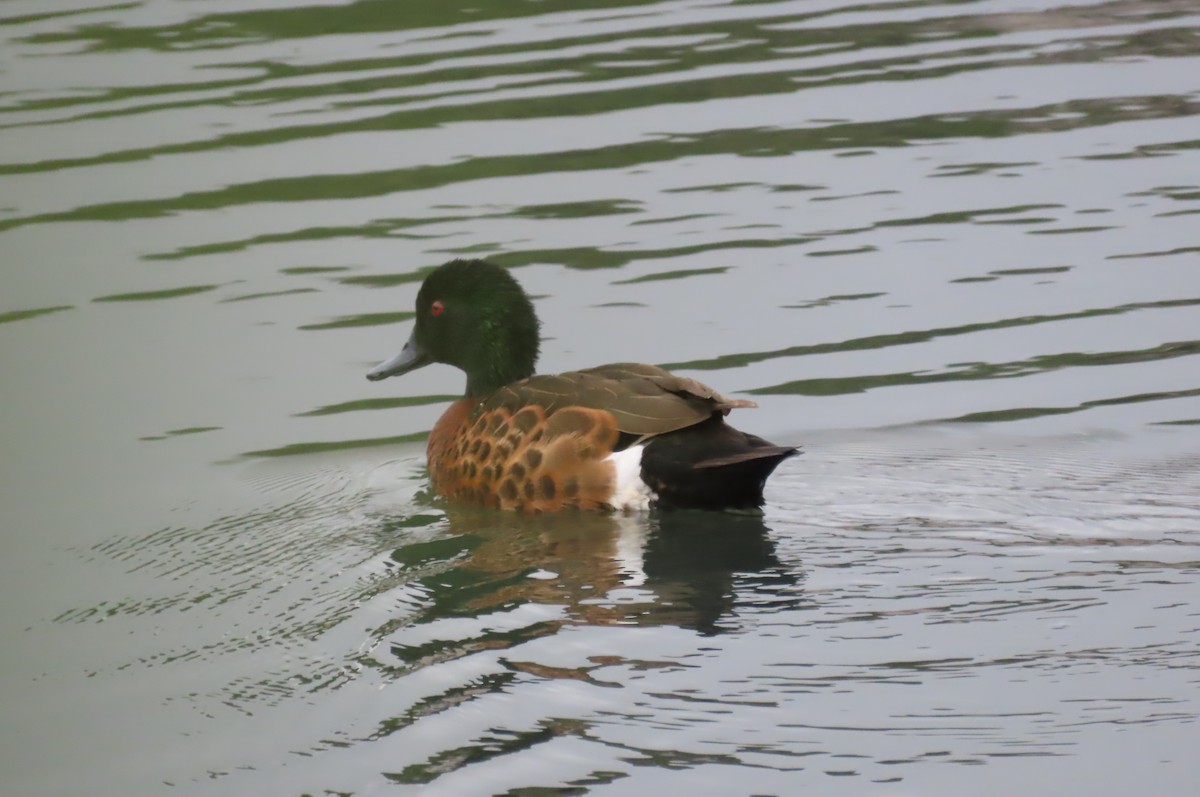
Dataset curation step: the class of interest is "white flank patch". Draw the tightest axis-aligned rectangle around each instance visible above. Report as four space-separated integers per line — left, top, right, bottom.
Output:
606 445 657 512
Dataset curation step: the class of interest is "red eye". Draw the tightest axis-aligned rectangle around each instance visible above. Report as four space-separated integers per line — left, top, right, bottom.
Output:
430 300 445 316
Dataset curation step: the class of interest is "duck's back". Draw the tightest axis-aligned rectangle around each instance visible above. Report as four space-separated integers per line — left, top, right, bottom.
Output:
426 363 796 512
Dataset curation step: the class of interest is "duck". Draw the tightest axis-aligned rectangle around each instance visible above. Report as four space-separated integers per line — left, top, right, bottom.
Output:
367 259 796 513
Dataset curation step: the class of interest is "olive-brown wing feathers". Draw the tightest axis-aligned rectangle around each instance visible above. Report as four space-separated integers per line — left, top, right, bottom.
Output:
482 362 754 437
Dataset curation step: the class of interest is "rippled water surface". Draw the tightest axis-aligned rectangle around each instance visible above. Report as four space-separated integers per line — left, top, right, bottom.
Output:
2 1 1199 794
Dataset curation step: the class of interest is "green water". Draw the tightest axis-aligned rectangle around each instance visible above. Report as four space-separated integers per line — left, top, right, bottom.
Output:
2 1 1199 794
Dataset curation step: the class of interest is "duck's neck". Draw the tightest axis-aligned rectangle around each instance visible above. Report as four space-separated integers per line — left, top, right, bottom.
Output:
463 346 536 398
462 303 540 398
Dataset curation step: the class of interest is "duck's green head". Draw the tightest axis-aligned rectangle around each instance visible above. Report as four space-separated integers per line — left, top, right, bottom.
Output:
366 259 541 397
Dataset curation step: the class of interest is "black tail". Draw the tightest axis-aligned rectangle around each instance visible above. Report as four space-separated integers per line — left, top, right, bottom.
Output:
640 417 798 511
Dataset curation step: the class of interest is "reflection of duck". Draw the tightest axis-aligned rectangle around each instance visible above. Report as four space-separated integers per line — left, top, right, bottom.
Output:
411 507 800 635
367 259 796 512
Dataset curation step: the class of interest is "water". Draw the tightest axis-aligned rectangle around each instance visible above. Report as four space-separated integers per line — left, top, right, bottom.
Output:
2 0 1199 794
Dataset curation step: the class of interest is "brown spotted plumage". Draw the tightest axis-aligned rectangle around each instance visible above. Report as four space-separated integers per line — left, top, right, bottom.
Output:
428 401 619 512
367 259 797 512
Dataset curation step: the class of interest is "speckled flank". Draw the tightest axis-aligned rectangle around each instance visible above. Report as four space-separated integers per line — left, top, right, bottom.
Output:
427 400 621 512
